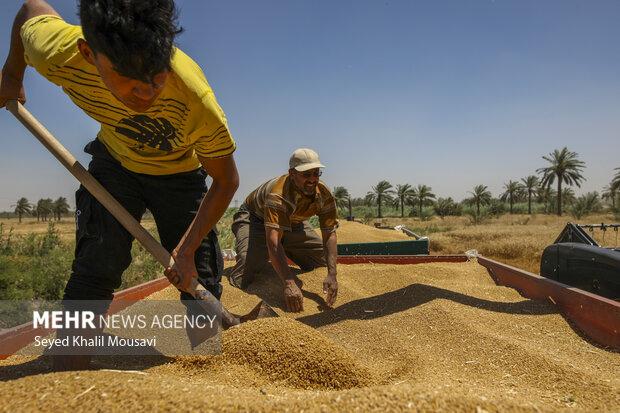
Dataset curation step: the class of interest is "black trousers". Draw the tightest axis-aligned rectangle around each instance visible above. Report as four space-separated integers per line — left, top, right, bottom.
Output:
63 139 223 302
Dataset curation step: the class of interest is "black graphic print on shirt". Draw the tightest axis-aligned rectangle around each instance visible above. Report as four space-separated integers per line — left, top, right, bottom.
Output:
115 115 177 151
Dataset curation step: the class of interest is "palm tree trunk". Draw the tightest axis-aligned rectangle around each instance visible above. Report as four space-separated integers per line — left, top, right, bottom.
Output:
528 193 532 214
18 212 22 223
510 195 514 214
377 195 382 218
418 199 422 218
348 198 352 219
400 197 404 218
476 201 480 216
557 178 562 216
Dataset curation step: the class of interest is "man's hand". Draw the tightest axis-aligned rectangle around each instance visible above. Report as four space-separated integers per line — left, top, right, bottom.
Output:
283 279 304 312
323 274 338 307
0 70 26 108
164 249 198 294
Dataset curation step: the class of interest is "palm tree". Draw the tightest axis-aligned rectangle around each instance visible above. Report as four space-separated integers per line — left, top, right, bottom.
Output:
11 197 31 223
394 184 415 218
537 185 556 214
521 175 539 214
333 186 352 219
537 147 586 216
52 197 70 221
561 187 576 206
31 205 39 221
411 184 436 218
36 198 54 222
434 197 459 219
366 180 395 218
602 184 618 209
571 192 603 219
612 167 620 189
468 185 492 215
500 180 523 214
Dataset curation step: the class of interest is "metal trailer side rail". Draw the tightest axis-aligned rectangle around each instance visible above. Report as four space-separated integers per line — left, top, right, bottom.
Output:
0 277 171 360
337 255 468 264
478 255 620 350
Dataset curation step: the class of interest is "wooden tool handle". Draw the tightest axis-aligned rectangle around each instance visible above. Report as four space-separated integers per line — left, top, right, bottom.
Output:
6 100 211 300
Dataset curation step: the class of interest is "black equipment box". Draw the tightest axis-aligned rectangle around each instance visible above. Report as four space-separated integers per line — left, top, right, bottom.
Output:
540 223 620 300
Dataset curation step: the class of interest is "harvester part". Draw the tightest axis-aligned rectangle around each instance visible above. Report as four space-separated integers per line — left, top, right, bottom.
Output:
541 243 620 300
478 255 620 350
554 223 598 245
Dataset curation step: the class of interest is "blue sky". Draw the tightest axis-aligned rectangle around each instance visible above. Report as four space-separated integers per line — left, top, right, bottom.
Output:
1 0 619 211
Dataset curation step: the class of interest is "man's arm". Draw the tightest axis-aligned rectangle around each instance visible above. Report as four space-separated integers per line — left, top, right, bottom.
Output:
0 0 60 107
164 154 239 292
265 226 304 312
321 229 338 307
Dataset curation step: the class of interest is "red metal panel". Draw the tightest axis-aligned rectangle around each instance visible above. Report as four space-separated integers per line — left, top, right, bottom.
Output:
337 255 468 264
477 256 620 350
0 277 172 360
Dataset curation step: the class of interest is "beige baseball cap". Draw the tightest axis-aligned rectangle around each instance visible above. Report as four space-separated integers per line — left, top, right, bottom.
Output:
289 148 325 171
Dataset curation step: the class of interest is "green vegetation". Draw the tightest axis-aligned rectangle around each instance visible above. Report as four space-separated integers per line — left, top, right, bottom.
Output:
366 180 395 218
393 184 414 218
411 185 436 218
570 192 603 219
11 197 31 223
0 222 163 301
329 148 617 222
537 147 586 216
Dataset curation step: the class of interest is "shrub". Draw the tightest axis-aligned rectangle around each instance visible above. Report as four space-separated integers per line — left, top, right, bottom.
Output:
0 223 15 254
434 197 461 218
570 192 603 219
463 206 489 225
487 199 506 217
419 207 435 221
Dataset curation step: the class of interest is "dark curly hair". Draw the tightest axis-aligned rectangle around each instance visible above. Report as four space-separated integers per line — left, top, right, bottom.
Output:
79 0 183 83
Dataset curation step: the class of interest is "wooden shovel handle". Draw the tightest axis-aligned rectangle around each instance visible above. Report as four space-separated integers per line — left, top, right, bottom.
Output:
5 100 211 300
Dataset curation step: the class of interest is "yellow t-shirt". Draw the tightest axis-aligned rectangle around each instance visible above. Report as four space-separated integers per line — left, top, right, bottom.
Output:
21 15 236 175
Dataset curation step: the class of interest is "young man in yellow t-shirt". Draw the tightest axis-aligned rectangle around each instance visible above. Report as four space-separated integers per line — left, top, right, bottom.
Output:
0 0 239 367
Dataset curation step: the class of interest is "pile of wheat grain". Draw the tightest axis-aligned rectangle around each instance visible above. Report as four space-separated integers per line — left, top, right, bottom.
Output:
328 220 410 243
2 260 618 412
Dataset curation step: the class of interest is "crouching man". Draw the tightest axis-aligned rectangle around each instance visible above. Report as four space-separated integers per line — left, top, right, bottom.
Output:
226 148 338 312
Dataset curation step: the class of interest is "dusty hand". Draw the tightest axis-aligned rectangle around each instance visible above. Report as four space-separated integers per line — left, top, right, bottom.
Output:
0 69 26 108
164 250 198 294
323 274 338 307
283 279 304 312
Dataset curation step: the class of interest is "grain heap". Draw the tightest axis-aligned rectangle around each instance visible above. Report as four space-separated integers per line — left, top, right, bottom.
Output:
1 260 619 412
175 318 372 390
331 220 409 243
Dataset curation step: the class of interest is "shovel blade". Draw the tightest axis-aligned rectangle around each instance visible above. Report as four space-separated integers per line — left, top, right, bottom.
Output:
240 300 278 323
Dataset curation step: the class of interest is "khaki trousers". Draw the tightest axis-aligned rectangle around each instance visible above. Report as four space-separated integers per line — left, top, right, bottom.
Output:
226 204 326 289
